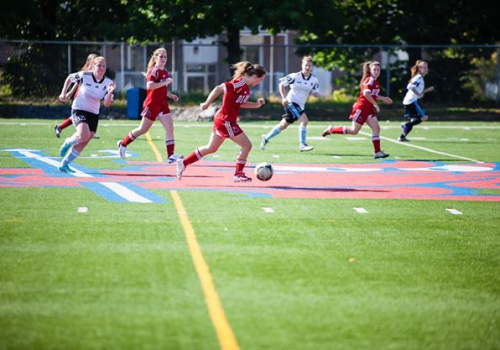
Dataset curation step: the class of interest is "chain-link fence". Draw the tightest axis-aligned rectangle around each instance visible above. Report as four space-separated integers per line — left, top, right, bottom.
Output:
1 39 499 104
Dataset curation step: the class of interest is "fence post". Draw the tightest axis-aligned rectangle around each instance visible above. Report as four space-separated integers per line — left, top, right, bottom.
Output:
67 44 72 75
496 48 500 105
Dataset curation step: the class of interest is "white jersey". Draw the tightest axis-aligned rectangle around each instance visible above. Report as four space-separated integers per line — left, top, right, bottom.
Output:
403 73 425 105
280 72 319 110
69 71 114 115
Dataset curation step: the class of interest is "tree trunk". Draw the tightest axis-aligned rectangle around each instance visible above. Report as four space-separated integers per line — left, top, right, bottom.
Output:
226 24 242 78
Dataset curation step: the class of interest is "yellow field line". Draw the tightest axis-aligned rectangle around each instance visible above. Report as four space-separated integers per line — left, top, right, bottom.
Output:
170 190 240 350
145 132 163 162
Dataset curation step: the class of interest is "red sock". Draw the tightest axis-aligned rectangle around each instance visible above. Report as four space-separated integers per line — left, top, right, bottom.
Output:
122 133 136 147
166 140 175 157
332 126 345 134
372 136 381 153
59 117 73 130
184 149 203 167
235 159 247 175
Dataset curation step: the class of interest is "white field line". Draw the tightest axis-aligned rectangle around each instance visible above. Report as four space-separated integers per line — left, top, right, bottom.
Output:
100 182 152 203
6 149 151 203
358 131 484 164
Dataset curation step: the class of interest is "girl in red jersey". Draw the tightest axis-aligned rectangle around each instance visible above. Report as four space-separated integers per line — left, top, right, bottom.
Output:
117 48 180 162
322 61 393 159
176 61 267 182
54 53 97 138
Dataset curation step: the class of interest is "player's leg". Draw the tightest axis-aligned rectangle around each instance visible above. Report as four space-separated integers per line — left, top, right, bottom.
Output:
232 131 253 182
55 116 73 138
298 113 313 151
176 132 225 180
117 116 155 159
366 117 389 159
158 112 182 163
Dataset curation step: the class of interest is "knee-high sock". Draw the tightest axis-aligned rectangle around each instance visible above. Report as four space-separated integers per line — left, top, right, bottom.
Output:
372 136 381 153
166 139 175 157
62 148 80 166
264 125 281 141
299 126 307 146
403 118 422 136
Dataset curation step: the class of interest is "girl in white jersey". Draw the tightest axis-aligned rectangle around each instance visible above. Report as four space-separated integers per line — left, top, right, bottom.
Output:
399 60 434 142
260 56 320 152
57 56 116 173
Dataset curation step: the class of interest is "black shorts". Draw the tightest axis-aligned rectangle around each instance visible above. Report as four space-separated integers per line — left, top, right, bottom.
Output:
282 102 304 124
71 109 99 132
404 100 426 120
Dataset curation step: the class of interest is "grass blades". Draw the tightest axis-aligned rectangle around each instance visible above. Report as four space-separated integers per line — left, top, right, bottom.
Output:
0 118 499 350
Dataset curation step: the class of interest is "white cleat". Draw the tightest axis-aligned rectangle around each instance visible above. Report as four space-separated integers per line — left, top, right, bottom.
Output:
374 151 390 159
117 141 126 159
176 159 185 180
300 145 314 152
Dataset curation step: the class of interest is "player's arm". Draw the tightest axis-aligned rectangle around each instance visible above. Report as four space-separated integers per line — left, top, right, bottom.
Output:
200 84 224 110
59 75 73 102
103 82 116 107
147 78 173 90
279 82 289 106
241 98 265 109
363 89 381 113
377 95 393 104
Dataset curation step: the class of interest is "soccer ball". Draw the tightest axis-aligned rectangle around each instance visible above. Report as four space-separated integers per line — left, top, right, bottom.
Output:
254 162 273 181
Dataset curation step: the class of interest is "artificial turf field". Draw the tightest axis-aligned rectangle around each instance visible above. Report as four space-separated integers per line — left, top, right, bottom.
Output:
1 118 499 350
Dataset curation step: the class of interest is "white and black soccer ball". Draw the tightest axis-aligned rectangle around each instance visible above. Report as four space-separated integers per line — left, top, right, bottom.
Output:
254 162 273 181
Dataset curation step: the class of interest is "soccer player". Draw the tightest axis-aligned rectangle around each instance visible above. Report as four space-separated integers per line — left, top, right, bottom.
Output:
260 56 320 152
399 60 434 141
58 56 116 173
54 53 97 138
322 61 393 159
176 61 266 182
117 48 181 163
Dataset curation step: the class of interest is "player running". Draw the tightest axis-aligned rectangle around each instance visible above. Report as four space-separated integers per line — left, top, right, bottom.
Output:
322 60 393 159
58 56 116 173
260 56 320 152
176 61 266 182
117 48 180 163
399 60 434 142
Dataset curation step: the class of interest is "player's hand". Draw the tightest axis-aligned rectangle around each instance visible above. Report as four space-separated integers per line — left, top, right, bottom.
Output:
384 97 393 105
200 102 210 110
282 99 289 107
165 78 173 86
107 82 116 94
257 98 266 107
427 86 435 92
373 103 380 113
59 93 68 103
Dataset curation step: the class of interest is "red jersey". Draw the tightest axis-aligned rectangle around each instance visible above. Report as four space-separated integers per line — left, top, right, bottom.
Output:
215 78 250 123
353 76 380 110
143 67 169 107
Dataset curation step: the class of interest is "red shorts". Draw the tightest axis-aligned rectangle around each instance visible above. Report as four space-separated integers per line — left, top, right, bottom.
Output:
141 103 171 121
212 119 243 139
349 105 376 125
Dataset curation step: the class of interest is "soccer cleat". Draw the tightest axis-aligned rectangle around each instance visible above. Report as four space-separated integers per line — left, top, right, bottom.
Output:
117 141 126 159
93 134 100 139
58 163 75 173
400 123 409 136
175 159 185 180
59 138 72 157
167 154 184 164
260 134 268 150
233 172 252 182
54 125 61 138
322 126 332 137
374 151 390 159
398 135 410 142
300 145 314 152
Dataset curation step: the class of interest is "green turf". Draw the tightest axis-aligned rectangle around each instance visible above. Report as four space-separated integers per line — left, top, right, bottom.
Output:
1 118 499 350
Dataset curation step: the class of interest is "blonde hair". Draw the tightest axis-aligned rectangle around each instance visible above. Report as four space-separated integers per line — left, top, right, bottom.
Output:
81 54 97 71
148 48 167 70
302 56 313 63
410 60 427 79
361 61 381 84
231 61 267 80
